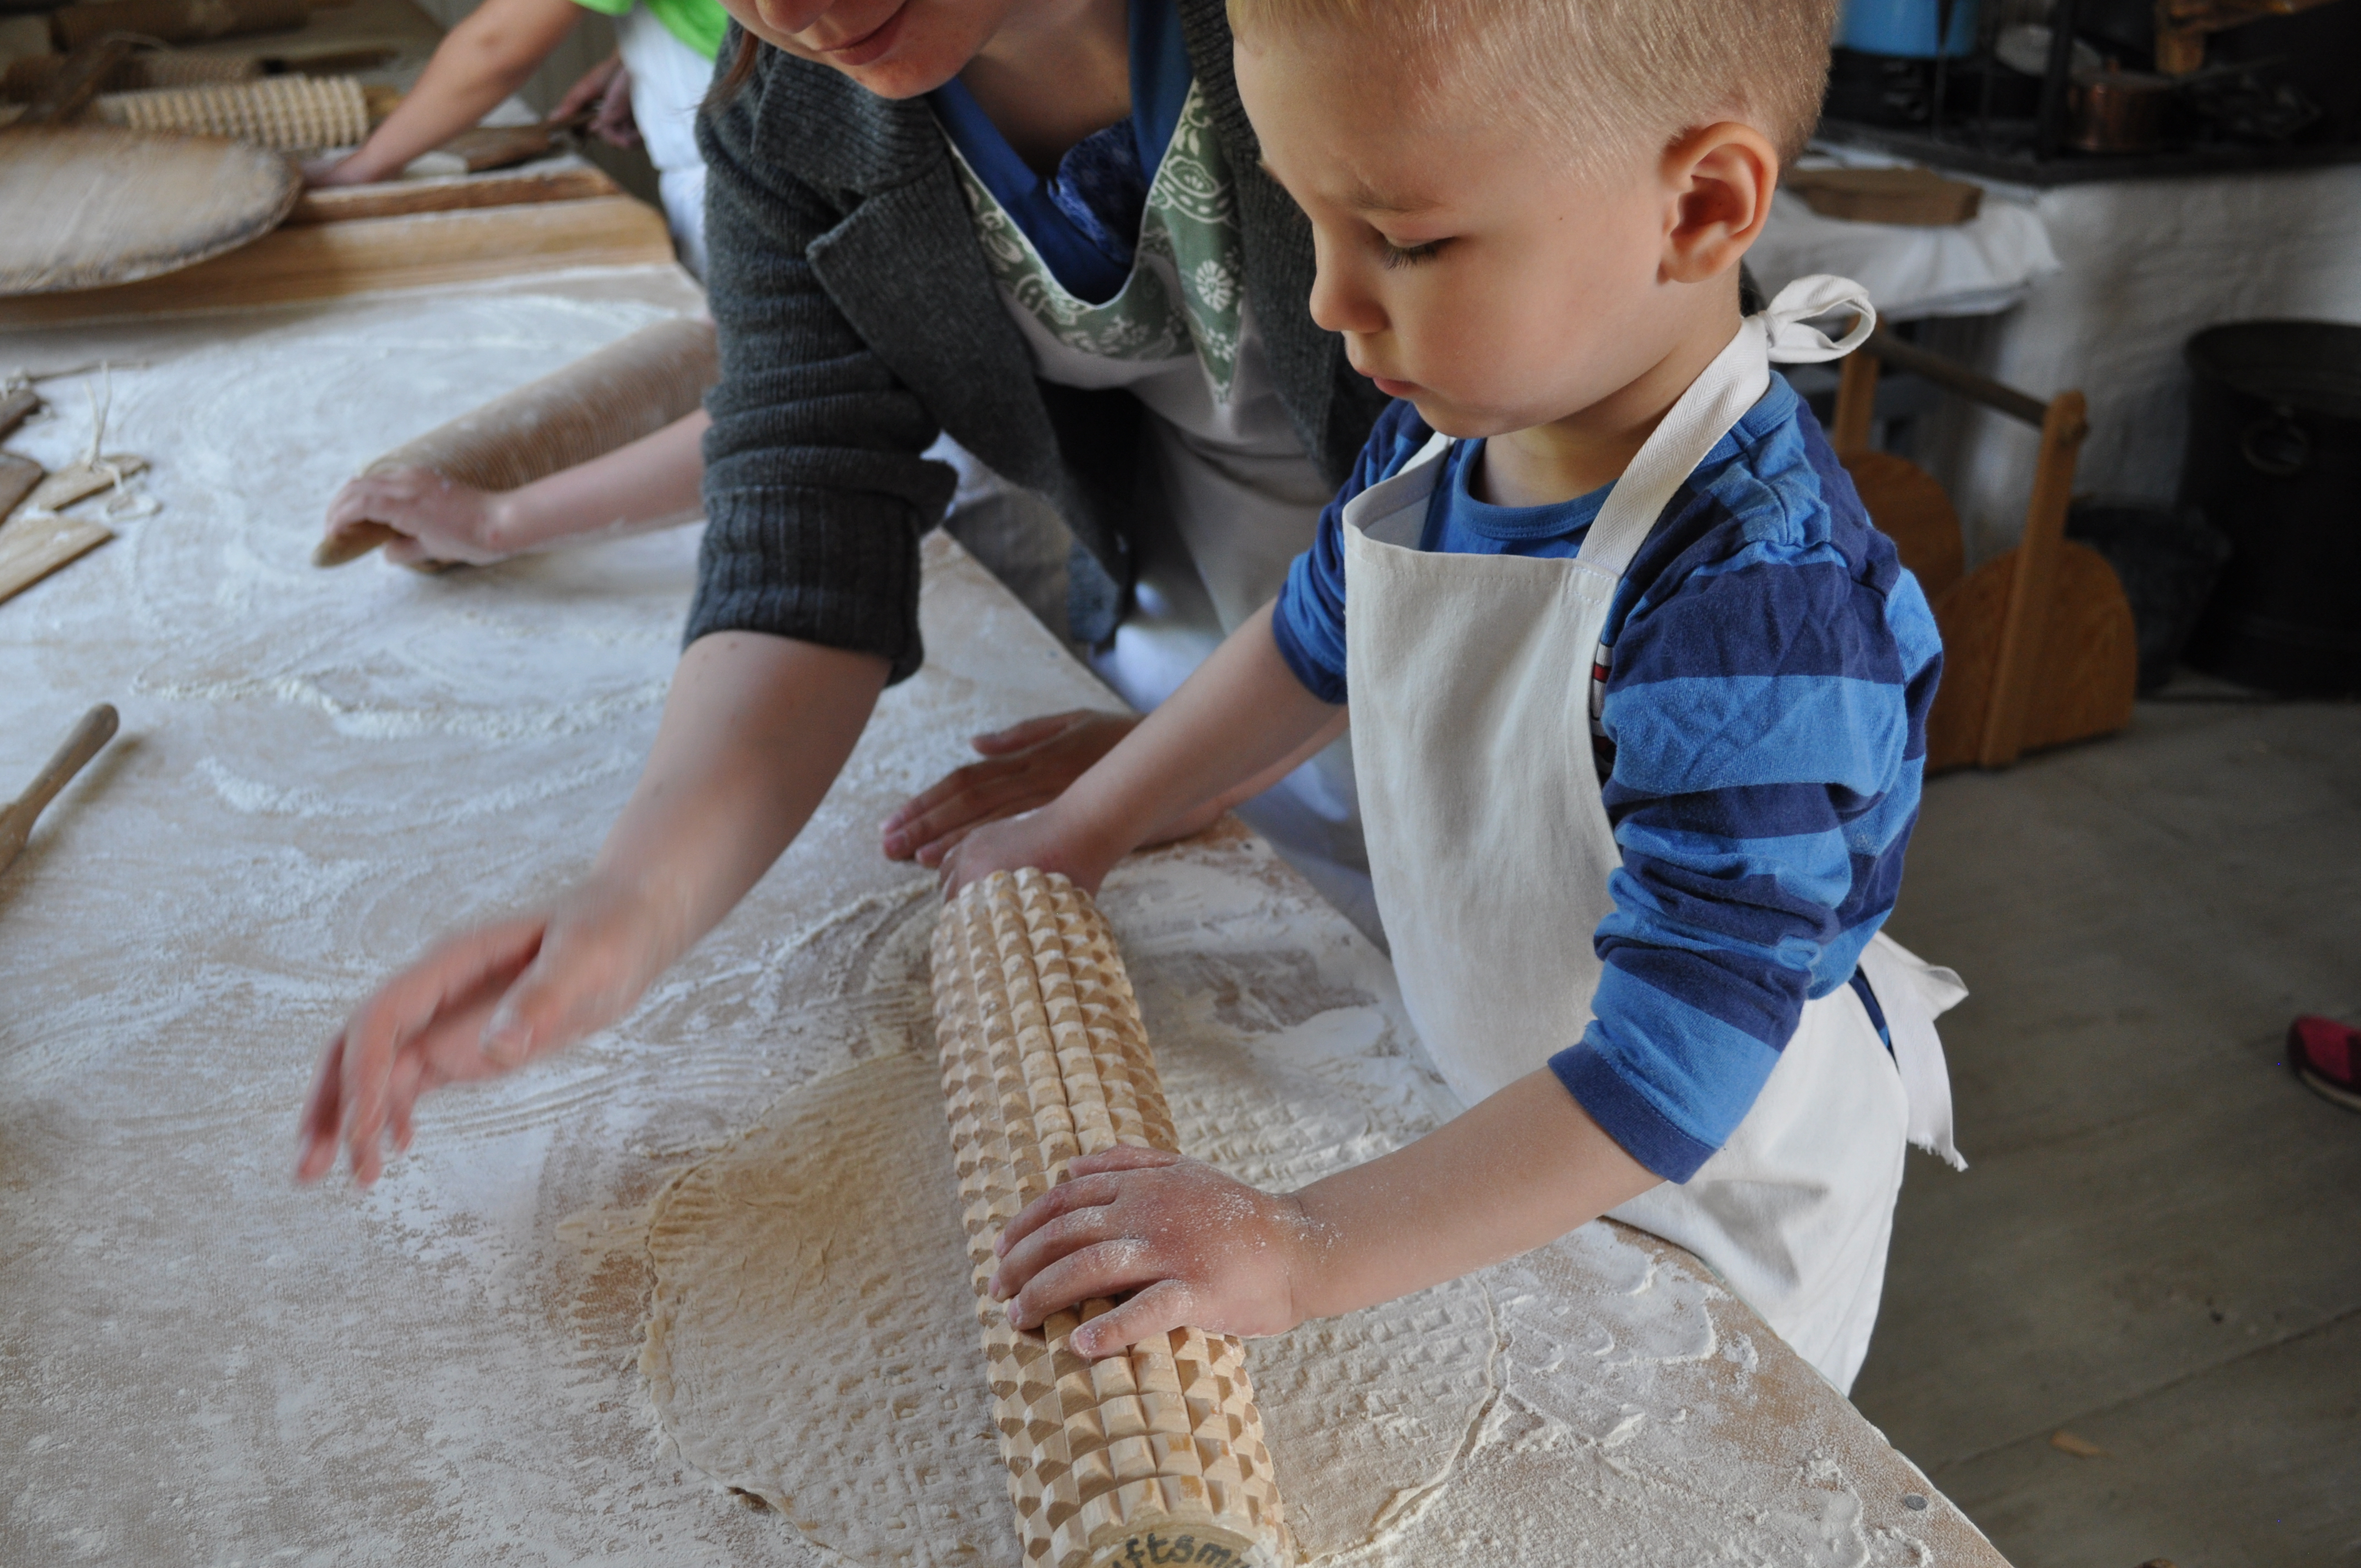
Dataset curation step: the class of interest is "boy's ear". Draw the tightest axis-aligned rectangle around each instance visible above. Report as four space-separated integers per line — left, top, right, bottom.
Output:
1657 123 1779 286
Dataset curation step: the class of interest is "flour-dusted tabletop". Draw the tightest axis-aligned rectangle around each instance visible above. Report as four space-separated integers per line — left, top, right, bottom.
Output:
0 272 2009 1566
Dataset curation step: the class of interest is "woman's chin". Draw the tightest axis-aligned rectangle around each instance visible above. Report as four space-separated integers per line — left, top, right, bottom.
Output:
758 0 986 99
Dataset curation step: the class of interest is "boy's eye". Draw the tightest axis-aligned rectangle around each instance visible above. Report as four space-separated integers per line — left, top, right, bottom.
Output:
1377 236 1448 269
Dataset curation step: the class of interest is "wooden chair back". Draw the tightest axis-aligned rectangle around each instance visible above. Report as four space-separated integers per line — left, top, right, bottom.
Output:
1831 326 2132 771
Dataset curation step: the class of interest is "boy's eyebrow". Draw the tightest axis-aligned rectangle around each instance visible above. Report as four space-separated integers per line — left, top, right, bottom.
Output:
1255 159 1439 216
1340 179 1440 215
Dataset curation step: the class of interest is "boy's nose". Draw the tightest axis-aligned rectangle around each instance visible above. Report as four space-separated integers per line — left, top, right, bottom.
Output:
1307 249 1386 337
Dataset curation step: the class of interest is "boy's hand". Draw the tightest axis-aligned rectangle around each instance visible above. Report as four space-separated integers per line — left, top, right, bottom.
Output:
300 152 372 188
882 710 1136 867
935 803 1117 901
988 1147 1321 1357
555 51 639 148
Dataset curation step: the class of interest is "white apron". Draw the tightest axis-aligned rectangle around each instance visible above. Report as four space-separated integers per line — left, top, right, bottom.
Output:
614 6 711 278
1341 276 1966 1393
943 95 1378 935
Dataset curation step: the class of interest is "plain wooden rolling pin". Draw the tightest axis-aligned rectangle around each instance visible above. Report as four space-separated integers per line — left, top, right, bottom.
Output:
0 704 117 879
314 315 718 568
932 869 1293 1568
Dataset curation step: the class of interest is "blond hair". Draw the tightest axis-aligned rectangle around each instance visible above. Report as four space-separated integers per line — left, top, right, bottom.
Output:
1228 0 1838 167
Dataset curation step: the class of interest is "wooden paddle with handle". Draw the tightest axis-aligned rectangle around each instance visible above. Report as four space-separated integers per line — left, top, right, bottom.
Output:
0 703 118 879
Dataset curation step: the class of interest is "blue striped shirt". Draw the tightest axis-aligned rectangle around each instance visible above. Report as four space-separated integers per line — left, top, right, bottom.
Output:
1271 382 1943 1182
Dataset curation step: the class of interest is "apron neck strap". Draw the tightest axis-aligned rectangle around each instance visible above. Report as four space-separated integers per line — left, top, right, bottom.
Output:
1573 275 1874 582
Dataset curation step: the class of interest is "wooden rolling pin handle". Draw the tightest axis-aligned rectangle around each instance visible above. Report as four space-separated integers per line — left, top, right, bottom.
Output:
2 703 117 849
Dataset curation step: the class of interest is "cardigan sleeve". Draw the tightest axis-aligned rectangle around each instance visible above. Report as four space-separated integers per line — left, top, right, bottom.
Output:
685 40 960 682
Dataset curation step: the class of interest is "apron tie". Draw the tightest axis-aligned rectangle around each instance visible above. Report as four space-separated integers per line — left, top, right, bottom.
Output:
1758 274 1876 364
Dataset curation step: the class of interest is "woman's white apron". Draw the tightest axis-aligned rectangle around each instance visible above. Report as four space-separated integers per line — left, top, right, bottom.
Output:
1339 276 1966 1392
942 91 1375 933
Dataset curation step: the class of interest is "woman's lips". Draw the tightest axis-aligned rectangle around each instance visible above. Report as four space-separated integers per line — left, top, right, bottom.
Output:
814 2 905 65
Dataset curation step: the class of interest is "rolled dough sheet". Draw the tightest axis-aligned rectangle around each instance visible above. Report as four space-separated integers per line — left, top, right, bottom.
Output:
640 897 1502 1567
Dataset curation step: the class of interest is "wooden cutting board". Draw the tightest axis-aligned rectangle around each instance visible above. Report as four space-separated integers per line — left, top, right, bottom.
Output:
1783 166 1984 227
0 124 300 295
0 167 675 326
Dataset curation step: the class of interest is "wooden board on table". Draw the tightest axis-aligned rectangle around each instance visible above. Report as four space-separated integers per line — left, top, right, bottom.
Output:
171 0 443 71
0 194 676 325
0 386 38 443
0 125 301 295
431 119 568 173
1786 165 1984 226
52 0 309 52
286 164 618 224
0 511 113 607
0 454 40 518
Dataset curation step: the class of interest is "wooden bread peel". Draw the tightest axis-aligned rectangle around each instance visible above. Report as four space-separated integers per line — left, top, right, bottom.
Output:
0 121 301 295
0 703 117 879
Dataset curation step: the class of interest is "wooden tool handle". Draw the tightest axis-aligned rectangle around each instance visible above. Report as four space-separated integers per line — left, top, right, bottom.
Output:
19 36 135 126
1 703 117 845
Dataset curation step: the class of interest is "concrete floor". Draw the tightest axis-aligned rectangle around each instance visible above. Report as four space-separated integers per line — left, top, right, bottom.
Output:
1856 685 2361 1568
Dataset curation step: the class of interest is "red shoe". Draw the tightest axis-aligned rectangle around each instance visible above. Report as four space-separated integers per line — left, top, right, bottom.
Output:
2289 1016 2361 1113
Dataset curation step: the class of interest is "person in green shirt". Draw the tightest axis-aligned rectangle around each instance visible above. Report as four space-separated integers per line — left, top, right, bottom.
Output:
306 0 726 275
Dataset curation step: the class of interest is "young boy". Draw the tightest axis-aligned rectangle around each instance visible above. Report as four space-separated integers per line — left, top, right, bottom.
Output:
942 0 1961 1393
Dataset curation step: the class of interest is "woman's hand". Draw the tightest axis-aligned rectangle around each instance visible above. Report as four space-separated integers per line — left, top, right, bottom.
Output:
296 876 677 1186
881 710 1138 866
988 1147 1321 1357
322 467 515 569
296 633 891 1188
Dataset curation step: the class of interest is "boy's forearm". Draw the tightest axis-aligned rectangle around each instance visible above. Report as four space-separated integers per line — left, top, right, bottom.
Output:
492 411 710 552
1056 605 1341 863
1287 1070 1661 1321
335 0 580 181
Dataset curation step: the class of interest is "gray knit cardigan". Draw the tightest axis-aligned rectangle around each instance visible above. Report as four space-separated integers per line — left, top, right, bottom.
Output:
686 0 1390 681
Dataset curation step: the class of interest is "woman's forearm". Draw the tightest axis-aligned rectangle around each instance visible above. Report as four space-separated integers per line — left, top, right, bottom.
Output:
330 0 583 183
1288 1071 1661 1320
589 631 889 968
492 410 710 552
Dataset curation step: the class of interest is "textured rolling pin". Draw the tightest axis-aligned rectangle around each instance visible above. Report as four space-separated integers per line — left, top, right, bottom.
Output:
932 869 1292 1568
0 703 117 878
94 75 371 151
314 315 719 568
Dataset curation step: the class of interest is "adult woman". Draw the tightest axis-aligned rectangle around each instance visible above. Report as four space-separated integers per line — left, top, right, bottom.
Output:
297 0 1387 1181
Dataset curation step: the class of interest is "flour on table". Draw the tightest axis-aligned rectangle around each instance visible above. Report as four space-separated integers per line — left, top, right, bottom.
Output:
0 274 1969 1563
639 888 1501 1566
